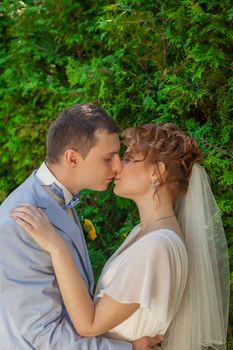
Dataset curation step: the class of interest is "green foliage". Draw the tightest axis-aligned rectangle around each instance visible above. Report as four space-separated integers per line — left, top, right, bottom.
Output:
0 0 232 347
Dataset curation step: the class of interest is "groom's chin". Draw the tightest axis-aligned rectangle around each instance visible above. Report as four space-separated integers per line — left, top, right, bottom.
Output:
91 183 111 192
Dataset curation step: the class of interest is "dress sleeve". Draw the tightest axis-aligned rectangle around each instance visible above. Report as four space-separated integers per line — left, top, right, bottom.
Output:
96 233 187 325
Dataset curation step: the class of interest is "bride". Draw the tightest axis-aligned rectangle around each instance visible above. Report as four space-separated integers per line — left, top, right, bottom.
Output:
11 123 229 350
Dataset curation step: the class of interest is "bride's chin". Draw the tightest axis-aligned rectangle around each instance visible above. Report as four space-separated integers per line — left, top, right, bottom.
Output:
113 185 123 196
113 186 129 199
113 185 120 195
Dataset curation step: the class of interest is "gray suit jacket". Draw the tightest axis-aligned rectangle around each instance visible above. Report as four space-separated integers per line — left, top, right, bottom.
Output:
0 172 131 350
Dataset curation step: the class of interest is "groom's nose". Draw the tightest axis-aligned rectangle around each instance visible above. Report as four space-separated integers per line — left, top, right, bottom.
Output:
112 154 123 174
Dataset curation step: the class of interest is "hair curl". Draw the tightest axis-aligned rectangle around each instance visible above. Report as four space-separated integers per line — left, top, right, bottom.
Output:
122 123 203 199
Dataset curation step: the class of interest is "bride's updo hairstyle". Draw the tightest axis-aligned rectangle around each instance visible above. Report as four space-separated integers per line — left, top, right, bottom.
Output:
122 123 202 199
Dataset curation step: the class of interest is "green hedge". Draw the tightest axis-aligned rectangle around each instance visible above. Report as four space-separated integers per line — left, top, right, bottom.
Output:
0 0 232 347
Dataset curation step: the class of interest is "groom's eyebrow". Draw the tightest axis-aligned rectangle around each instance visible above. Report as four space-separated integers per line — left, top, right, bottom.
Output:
103 151 119 156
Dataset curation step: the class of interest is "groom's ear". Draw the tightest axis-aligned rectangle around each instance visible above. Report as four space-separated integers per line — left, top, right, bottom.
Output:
63 149 81 168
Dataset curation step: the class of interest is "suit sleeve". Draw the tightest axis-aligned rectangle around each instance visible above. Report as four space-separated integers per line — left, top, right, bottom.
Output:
0 221 131 350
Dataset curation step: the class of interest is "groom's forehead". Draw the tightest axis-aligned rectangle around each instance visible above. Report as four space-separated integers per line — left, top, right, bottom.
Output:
88 130 120 155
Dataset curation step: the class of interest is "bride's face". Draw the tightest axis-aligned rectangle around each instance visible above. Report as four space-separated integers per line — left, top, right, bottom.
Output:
113 151 153 200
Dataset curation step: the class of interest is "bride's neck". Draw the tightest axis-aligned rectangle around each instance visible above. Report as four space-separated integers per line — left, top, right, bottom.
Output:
136 189 174 230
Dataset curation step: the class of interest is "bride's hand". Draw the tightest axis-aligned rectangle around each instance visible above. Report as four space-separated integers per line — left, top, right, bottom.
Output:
11 204 65 254
132 335 163 349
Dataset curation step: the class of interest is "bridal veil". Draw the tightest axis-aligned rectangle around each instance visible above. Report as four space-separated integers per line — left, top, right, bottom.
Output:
162 164 229 350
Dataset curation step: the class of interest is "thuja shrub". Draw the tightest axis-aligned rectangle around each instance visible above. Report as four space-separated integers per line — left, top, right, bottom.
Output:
0 0 232 346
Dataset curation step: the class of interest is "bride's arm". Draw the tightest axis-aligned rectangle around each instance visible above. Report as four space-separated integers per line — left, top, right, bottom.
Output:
11 205 139 337
51 244 138 336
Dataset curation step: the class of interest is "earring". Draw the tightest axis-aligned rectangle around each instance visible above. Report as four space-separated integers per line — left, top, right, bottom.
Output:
151 178 157 190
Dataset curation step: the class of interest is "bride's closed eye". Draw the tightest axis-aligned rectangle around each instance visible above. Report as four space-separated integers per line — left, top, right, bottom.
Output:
122 154 145 164
122 156 131 163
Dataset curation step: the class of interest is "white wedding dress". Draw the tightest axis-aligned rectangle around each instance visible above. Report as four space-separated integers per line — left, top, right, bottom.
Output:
95 226 188 342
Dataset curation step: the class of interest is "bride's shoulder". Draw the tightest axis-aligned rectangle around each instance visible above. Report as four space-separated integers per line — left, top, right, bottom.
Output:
142 228 185 250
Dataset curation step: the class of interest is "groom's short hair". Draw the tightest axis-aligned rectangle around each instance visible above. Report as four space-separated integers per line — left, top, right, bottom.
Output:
46 103 119 163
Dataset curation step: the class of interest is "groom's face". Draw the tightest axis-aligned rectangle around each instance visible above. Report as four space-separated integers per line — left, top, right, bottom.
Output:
76 129 122 191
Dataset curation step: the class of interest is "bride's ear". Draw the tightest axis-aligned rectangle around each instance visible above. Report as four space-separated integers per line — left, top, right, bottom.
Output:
152 161 166 178
157 161 166 177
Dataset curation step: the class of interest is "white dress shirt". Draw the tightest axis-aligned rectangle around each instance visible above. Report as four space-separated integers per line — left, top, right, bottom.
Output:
36 161 74 218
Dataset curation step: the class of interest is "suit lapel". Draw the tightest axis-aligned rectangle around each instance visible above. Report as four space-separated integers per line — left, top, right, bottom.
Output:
28 172 93 289
72 208 94 291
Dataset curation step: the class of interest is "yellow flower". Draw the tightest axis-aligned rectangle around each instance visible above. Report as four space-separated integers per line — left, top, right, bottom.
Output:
83 219 97 241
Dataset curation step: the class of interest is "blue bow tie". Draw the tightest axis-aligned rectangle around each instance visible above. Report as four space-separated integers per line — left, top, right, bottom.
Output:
48 183 80 209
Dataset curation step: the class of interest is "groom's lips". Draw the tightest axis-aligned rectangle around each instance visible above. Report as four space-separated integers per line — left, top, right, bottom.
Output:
106 177 114 182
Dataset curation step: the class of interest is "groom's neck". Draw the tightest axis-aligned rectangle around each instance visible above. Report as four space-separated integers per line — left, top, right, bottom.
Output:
45 161 75 194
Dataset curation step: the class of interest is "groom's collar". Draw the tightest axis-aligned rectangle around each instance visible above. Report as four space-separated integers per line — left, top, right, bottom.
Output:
30 171 82 242
36 162 73 205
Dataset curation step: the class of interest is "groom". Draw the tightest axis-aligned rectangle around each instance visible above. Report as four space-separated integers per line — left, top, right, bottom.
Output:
0 104 160 349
